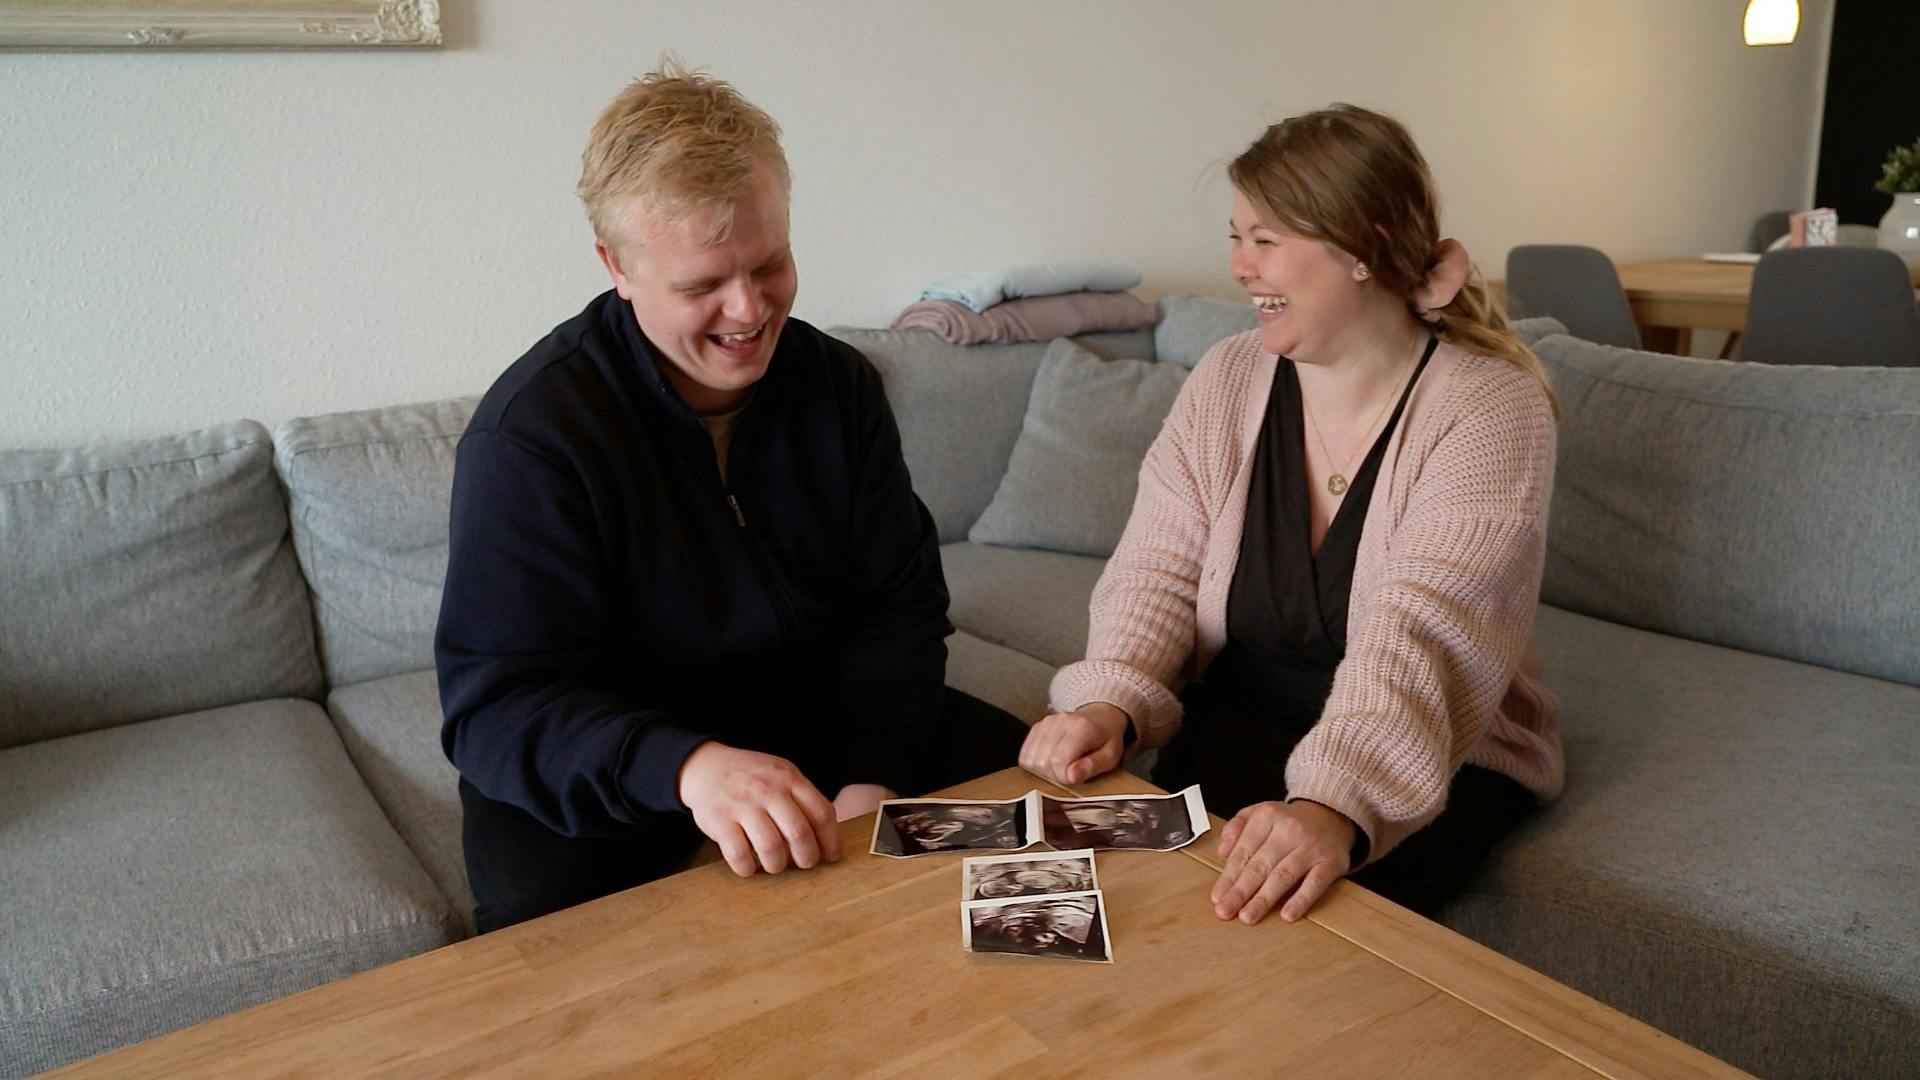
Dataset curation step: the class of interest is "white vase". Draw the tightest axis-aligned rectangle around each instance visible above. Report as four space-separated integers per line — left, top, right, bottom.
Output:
1878 192 1920 268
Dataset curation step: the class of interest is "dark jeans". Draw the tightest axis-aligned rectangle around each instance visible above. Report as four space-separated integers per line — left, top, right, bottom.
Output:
1154 684 1536 919
461 686 1029 933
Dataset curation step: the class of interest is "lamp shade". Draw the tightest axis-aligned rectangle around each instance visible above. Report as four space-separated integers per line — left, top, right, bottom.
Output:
1743 0 1799 45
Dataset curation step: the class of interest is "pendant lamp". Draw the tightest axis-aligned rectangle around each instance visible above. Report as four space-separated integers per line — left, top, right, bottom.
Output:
1743 0 1799 46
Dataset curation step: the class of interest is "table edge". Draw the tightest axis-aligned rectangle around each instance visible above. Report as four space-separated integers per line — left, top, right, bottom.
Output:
1054 770 1755 1080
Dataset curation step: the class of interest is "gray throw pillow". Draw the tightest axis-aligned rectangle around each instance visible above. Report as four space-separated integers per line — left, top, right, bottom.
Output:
968 339 1188 557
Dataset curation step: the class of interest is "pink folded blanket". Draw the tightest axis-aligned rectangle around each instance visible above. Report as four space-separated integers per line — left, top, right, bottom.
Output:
891 291 1155 345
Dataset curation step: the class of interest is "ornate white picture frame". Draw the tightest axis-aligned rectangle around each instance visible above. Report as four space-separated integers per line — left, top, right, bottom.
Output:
0 1 442 48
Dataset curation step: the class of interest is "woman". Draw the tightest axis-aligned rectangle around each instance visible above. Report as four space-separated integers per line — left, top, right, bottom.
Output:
1019 104 1563 926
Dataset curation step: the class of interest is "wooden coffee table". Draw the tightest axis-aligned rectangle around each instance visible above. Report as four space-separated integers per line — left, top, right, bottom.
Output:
51 769 1749 1078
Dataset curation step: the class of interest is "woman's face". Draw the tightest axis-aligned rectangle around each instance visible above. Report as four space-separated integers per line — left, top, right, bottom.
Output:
1228 187 1366 364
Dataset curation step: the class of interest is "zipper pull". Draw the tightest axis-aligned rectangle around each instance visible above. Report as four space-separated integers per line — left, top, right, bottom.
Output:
726 494 746 528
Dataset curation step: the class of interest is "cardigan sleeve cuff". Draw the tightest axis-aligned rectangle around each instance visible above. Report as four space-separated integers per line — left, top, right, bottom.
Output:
1281 764 1392 870
1048 660 1184 749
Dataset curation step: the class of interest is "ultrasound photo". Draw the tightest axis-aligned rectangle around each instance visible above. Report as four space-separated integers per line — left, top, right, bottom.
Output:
1039 785 1210 851
870 797 1040 858
961 849 1098 901
962 891 1112 963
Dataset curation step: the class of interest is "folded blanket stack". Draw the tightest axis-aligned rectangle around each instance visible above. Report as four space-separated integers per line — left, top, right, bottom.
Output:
895 260 1153 345
894 290 1156 346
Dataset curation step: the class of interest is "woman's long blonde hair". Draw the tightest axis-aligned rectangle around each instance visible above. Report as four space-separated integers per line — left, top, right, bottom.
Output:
1227 104 1556 413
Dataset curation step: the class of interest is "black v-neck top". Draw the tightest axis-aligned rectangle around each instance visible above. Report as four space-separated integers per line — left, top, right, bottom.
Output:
1200 335 1438 729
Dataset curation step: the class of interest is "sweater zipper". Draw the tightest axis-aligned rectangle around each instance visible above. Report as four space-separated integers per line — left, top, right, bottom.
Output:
730 494 803 641
717 421 803 641
667 373 798 636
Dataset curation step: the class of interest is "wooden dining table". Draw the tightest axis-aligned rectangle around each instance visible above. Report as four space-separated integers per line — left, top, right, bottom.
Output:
1616 257 1920 355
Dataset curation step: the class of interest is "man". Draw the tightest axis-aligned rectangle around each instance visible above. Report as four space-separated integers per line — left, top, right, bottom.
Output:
436 62 1023 933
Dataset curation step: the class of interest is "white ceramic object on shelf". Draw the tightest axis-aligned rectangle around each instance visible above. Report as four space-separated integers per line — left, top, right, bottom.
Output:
1879 192 1920 268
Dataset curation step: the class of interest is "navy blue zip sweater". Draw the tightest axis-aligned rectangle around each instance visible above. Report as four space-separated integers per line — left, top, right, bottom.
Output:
436 291 951 838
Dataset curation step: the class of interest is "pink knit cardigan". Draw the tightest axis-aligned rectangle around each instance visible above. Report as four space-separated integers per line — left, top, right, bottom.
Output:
1050 330 1565 864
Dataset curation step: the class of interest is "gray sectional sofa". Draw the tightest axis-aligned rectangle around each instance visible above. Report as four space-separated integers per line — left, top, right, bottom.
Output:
2 298 1914 1078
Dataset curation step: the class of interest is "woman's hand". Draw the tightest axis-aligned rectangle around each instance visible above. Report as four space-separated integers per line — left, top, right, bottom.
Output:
1211 799 1357 924
830 783 894 822
1018 703 1130 786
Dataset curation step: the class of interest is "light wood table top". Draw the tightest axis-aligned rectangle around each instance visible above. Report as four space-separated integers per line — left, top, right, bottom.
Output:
51 769 1750 1079
1617 259 1770 336
1618 257 1920 353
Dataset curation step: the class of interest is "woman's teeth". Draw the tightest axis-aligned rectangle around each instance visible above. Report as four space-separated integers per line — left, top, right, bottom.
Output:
714 328 761 345
1253 295 1288 314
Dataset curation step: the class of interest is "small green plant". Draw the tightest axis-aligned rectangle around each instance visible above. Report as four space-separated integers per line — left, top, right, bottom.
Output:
1875 136 1920 195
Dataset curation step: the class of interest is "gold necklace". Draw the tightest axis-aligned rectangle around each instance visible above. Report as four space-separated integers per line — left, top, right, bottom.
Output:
1300 344 1420 497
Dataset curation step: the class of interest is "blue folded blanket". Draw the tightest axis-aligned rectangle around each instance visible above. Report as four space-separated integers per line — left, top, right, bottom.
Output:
917 259 1142 313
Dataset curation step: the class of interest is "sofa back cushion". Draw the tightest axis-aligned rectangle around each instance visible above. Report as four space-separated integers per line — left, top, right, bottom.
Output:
1538 335 1920 685
274 398 476 688
1155 294 1257 368
1510 315 1568 348
0 421 324 747
832 326 1154 543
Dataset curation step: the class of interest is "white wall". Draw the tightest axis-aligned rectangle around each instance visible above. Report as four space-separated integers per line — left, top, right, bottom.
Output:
0 0 1832 449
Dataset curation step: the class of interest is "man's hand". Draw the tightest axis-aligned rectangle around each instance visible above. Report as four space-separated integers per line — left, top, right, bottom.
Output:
1211 800 1357 924
676 742 842 877
1018 702 1130 786
831 783 895 822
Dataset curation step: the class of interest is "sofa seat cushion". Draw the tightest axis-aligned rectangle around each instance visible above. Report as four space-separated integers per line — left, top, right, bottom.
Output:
1445 604 1919 1080
942 542 1105 670
326 669 474 933
945 629 1056 727
0 699 459 1076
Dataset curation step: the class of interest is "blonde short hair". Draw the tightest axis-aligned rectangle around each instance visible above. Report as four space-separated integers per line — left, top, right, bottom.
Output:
577 58 790 247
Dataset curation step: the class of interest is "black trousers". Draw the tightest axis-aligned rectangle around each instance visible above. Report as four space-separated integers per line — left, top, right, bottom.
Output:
460 687 1029 933
1154 685 1536 919
1343 764 1535 917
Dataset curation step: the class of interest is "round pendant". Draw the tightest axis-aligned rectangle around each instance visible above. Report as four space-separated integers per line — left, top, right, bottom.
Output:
1327 474 1348 496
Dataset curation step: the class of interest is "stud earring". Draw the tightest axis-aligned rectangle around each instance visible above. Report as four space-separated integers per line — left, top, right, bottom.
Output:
1355 263 1371 280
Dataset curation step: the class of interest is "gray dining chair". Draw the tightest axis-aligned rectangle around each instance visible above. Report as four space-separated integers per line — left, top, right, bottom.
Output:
1505 244 1641 349
1741 247 1920 367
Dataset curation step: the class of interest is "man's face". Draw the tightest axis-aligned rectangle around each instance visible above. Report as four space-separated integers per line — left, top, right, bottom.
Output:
596 162 797 415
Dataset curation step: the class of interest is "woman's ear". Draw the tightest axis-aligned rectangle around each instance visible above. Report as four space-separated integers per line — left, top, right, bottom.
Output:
1413 238 1470 320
